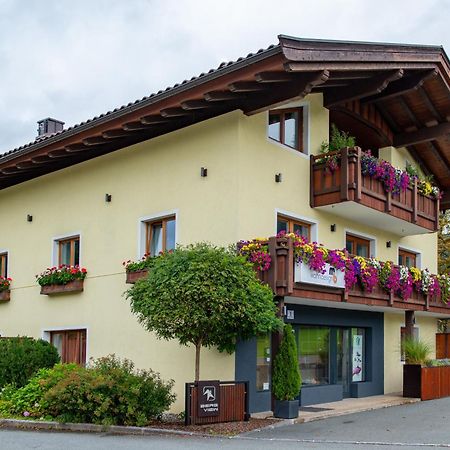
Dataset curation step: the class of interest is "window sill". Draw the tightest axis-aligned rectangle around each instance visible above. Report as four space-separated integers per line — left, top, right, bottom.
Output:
0 290 10 302
40 279 84 296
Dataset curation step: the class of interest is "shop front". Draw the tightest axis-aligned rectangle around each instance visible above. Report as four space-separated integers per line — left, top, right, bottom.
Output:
236 304 384 413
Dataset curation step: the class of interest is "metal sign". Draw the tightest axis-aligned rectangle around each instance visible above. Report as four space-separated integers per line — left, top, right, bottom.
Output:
197 380 220 417
294 262 345 288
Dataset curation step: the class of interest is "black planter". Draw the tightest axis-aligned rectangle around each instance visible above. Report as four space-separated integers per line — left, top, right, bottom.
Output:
403 364 422 398
274 399 299 419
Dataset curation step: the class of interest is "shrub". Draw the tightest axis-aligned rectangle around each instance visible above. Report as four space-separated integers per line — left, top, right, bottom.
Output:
0 355 176 426
0 337 60 389
272 324 302 401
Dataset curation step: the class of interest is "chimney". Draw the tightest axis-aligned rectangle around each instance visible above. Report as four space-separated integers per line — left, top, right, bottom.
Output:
37 118 65 137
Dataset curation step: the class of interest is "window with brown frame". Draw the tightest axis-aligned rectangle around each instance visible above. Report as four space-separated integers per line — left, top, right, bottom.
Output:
277 215 311 240
145 216 176 257
346 234 371 258
50 329 86 365
58 236 80 266
268 107 305 152
0 253 7 278
398 249 417 268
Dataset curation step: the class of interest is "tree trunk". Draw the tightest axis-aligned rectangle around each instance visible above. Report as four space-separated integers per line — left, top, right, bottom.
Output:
195 341 202 382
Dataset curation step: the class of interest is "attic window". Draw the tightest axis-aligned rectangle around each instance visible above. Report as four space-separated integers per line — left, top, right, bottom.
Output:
268 107 305 153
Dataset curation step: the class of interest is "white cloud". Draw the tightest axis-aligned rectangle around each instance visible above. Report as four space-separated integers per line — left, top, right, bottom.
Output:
0 0 448 152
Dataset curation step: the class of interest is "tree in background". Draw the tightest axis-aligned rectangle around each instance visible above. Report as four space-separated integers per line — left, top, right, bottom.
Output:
438 210 450 275
126 243 282 381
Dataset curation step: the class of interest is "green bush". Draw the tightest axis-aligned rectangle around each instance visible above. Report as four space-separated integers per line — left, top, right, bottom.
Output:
0 355 176 426
272 324 302 401
0 337 60 389
403 337 432 365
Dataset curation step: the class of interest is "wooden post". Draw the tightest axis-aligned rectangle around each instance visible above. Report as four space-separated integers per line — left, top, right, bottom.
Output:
340 148 349 201
405 311 415 339
386 191 392 212
310 155 315 208
355 147 362 201
412 178 418 223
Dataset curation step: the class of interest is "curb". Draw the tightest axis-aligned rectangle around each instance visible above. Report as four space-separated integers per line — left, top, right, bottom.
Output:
0 418 223 438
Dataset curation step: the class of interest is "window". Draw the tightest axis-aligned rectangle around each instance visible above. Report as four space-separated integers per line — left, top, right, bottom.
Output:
256 334 271 391
399 249 417 268
58 236 80 266
50 329 86 365
297 327 330 385
268 107 304 152
0 253 7 278
277 215 310 240
346 234 370 258
146 216 176 256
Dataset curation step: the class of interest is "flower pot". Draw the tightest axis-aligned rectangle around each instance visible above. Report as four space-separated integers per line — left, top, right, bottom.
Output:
126 269 148 284
274 399 299 419
403 364 422 398
40 279 84 296
0 290 10 302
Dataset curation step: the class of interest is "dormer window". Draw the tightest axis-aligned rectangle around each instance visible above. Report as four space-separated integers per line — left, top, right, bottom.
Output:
268 107 305 153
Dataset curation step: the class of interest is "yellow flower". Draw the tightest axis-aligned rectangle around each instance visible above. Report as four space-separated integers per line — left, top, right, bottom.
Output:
410 267 421 282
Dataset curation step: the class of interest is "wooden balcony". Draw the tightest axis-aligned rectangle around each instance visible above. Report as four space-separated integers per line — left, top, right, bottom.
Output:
259 236 450 315
310 147 439 235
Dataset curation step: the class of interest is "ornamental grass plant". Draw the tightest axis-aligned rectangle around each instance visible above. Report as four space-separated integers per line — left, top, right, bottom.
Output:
403 337 432 366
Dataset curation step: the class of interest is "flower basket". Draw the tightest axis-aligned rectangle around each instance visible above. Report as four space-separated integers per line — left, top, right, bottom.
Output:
0 290 11 302
40 279 84 296
126 269 148 284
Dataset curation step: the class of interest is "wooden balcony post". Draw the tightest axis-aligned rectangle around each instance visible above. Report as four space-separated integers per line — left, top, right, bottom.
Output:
386 191 392 212
340 147 349 201
412 178 418 223
355 147 362 201
405 311 415 339
435 196 440 232
310 155 315 208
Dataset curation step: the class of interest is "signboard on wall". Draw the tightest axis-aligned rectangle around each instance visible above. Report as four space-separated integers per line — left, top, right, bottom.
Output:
352 334 363 382
197 380 220 417
294 262 345 288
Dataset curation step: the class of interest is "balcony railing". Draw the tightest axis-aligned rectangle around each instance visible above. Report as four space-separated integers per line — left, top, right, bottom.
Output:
310 147 439 234
258 236 450 314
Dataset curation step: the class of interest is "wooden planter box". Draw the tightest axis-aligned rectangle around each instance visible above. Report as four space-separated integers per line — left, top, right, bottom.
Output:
40 279 84 296
0 290 10 302
126 269 148 284
404 364 450 400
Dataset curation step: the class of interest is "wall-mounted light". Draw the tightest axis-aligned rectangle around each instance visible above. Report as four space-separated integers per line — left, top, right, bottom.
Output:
386 241 392 248
275 173 282 183
27 214 33 222
330 224 336 232
105 193 112 203
200 167 208 177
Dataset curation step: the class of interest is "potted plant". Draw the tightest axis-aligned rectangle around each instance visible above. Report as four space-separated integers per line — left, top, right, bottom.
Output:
0 276 12 301
36 265 87 295
403 337 431 398
272 324 302 419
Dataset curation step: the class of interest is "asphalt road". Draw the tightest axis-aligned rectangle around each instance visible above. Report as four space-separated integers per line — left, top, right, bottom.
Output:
1 398 449 449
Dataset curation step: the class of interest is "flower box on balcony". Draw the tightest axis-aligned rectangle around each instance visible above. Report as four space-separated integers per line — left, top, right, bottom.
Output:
0 290 10 302
311 147 439 234
40 279 84 296
126 269 148 284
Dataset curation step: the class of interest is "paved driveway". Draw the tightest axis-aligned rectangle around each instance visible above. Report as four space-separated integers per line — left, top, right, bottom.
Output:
1 398 449 449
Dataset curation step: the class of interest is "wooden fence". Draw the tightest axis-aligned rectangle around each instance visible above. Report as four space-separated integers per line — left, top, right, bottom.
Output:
436 333 450 359
404 364 450 400
185 380 249 425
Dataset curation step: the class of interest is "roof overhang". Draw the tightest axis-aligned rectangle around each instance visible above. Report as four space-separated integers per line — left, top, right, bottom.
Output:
1 35 449 207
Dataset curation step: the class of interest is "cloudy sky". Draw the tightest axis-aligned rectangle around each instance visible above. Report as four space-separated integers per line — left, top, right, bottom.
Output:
0 0 449 153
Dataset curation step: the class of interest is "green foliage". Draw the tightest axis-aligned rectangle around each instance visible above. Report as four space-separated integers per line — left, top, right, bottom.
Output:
36 266 87 286
320 124 356 153
125 243 282 379
0 337 60 389
438 211 450 275
272 324 301 401
426 358 450 367
0 356 175 426
403 337 432 366
124 254 159 273
405 162 419 179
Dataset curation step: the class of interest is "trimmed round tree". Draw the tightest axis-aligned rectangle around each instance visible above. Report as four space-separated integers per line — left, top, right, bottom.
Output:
126 243 282 381
272 324 302 401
